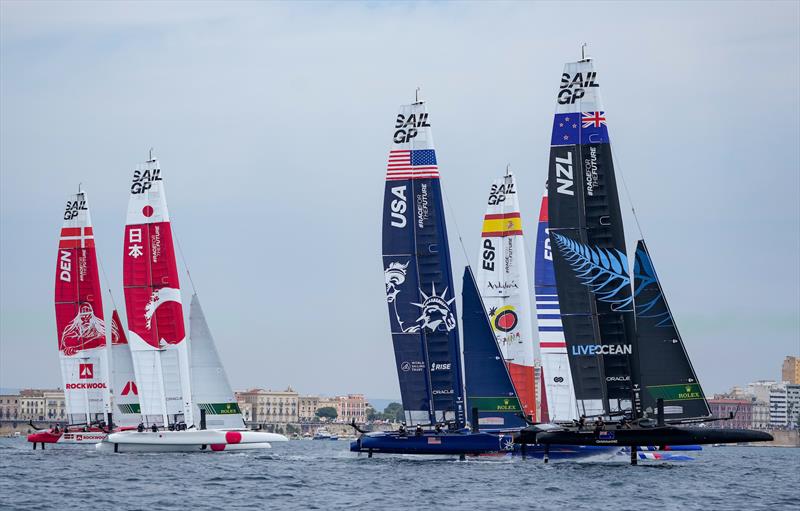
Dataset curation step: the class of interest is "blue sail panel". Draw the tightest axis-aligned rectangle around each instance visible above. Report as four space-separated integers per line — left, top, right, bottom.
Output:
381 101 465 427
462 267 527 431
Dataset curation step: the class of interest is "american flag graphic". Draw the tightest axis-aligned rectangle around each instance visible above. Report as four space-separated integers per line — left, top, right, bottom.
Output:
386 149 439 181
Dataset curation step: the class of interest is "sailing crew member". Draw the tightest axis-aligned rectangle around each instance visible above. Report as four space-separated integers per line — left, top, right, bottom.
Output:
593 417 605 434
435 423 443 434
578 415 586 430
137 422 145 432
151 423 158 433
415 425 423 436
398 424 407 436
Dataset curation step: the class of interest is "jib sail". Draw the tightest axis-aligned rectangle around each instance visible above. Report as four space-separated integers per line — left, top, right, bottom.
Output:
463 267 527 431
189 294 245 429
109 309 142 425
123 156 193 427
633 240 710 419
546 57 640 417
533 187 578 422
55 191 111 425
382 100 465 427
476 170 536 420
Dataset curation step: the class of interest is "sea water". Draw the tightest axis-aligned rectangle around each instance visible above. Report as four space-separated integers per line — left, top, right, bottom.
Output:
0 438 797 510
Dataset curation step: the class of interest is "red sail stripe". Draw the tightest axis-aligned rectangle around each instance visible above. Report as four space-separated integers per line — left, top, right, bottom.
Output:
481 229 523 237
58 239 96 248
539 342 566 348
60 227 94 236
539 196 549 222
483 212 521 220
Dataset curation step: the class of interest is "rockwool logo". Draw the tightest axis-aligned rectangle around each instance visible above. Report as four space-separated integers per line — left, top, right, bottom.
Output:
79 363 94 379
121 381 138 396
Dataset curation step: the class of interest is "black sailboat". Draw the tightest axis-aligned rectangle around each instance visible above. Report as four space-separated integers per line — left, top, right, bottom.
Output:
516 52 772 462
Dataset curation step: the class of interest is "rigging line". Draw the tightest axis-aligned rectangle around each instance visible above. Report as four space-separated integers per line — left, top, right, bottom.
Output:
441 179 473 269
611 143 645 241
172 220 198 295
96 253 119 311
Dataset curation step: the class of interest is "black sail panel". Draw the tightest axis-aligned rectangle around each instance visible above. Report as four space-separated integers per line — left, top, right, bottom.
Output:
633 240 711 419
546 58 640 417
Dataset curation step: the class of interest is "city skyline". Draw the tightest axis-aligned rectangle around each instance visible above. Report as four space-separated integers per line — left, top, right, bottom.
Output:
1 2 798 398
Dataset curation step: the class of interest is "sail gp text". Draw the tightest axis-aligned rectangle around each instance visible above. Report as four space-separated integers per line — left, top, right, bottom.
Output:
558 71 599 104
130 168 162 194
393 113 430 143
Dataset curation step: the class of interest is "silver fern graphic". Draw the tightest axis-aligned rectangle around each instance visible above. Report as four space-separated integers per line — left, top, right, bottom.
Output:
552 233 633 310
633 247 673 327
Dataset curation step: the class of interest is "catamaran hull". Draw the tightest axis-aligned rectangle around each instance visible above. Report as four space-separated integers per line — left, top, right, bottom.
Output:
97 429 287 453
28 428 108 444
524 426 773 447
350 432 515 455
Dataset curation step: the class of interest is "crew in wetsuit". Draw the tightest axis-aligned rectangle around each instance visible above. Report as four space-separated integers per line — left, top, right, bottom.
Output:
151 423 158 433
593 417 604 434
415 425 423 437
137 422 145 432
398 424 407 436
578 415 586 430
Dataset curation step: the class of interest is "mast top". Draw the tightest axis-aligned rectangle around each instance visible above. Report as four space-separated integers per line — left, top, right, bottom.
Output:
579 42 592 62
505 163 512 178
148 147 156 163
414 86 423 105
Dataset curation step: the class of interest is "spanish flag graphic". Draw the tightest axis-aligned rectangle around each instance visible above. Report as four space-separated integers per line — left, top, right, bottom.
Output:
481 212 523 237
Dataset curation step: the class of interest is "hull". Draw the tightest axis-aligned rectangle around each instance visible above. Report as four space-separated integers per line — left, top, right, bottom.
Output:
522 426 773 447
97 429 287 453
28 427 108 444
350 431 515 455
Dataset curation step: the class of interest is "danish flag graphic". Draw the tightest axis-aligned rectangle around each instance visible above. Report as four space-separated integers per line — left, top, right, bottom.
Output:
121 381 138 396
79 363 94 379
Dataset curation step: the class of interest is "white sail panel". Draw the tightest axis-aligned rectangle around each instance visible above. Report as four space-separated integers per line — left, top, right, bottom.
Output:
476 171 537 419
122 157 193 426
108 310 141 426
189 295 245 429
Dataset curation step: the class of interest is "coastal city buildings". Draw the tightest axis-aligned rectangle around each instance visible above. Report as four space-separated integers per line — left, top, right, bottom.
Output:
0 394 19 420
782 356 799 385
708 398 753 429
43 390 66 421
235 387 299 425
298 396 319 421
18 389 46 421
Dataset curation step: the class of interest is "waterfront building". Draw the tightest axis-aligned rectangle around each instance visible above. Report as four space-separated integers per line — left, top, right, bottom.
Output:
0 395 19 420
708 398 752 429
18 389 45 421
782 356 800 385
747 380 776 403
751 400 770 430
333 394 366 423
787 384 800 428
235 387 298 425
769 384 788 428
238 401 253 422
298 396 320 422
43 390 66 421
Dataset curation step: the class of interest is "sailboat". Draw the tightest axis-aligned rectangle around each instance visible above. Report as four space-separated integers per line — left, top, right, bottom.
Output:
97 154 286 452
516 52 772 463
475 170 537 420
350 97 514 456
29 190 116 447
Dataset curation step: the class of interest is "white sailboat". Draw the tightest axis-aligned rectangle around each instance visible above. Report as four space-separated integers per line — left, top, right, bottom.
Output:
97 154 287 452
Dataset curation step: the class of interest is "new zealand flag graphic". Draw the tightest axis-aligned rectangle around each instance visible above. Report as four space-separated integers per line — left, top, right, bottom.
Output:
551 112 610 146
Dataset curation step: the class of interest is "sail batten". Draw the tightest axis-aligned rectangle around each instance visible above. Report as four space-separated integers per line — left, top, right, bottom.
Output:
382 102 465 427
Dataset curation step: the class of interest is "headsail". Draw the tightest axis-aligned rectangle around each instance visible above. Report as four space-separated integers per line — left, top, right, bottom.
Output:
463 267 527 431
189 294 245 429
633 241 710 419
547 57 640 417
123 156 193 427
382 100 465 426
55 191 111 424
533 187 578 422
109 309 141 426
476 171 536 420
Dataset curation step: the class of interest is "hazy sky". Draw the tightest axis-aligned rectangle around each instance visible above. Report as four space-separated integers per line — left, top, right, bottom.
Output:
1 1 798 400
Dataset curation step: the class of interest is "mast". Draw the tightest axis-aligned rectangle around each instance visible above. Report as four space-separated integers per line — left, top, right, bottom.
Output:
381 97 465 427
55 190 112 425
546 56 640 418
123 154 193 427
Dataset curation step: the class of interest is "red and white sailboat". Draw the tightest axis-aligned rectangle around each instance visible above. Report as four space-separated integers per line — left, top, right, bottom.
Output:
97 153 286 452
29 190 115 446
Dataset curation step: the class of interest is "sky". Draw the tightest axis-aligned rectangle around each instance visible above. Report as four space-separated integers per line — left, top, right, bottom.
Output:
1 1 798 400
